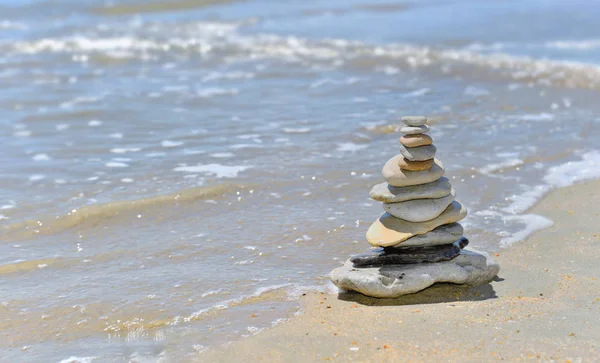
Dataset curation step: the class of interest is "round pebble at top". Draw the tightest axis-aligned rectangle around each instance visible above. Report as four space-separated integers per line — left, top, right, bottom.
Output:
401 116 427 127
401 125 430 135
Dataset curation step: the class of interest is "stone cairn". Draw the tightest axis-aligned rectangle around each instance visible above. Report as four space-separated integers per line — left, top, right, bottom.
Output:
330 116 499 298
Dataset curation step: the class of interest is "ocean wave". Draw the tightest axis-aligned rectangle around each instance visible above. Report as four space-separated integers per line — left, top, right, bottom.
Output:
503 150 600 214
4 23 600 91
174 164 250 178
104 283 294 334
0 20 27 30
92 0 242 16
545 39 600 50
1 183 239 241
494 150 600 247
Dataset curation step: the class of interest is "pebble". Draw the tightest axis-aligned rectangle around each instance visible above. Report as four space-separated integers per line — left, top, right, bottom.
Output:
401 125 429 135
383 189 455 222
399 144 437 161
366 201 468 247
400 134 433 147
390 223 464 248
401 116 427 127
330 249 500 298
369 177 452 203
351 238 468 266
382 155 444 187
398 158 434 171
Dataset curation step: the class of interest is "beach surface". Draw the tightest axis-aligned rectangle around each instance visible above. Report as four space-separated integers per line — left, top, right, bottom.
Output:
200 180 600 362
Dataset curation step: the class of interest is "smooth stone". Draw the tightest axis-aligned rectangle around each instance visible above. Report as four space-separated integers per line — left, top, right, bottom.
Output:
401 125 429 135
398 158 434 171
383 189 455 222
391 223 464 248
330 249 500 298
400 134 432 148
401 116 427 127
351 238 468 267
366 200 468 247
399 144 437 162
369 177 452 203
382 155 444 187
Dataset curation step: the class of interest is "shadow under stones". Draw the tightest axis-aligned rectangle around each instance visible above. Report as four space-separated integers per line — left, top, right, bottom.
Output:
337 280 500 306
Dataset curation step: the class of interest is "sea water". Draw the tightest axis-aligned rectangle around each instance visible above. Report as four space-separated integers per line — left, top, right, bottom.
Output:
2 0 600 360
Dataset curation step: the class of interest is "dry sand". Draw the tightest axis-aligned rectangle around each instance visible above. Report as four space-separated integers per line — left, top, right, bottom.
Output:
200 180 600 362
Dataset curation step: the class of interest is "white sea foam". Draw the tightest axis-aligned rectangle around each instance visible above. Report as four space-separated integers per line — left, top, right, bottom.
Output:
499 214 554 248
58 356 97 363
337 143 368 152
88 120 103 127
237 134 261 140
495 151 600 246
502 185 551 214
105 162 129 168
0 21 27 30
464 86 490 96
202 71 255 82
543 151 600 187
29 174 45 181
201 288 229 298
196 88 239 98
60 96 102 109
174 164 250 178
32 153 51 161
172 283 293 325
479 158 524 175
403 88 430 97
230 144 264 150
282 127 311 134
110 148 141 154
504 151 600 214
518 113 555 121
546 39 600 50
161 140 184 148
6 27 600 91
210 152 235 158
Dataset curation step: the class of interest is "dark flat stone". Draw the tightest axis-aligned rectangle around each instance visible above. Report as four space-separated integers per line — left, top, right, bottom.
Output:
350 237 469 267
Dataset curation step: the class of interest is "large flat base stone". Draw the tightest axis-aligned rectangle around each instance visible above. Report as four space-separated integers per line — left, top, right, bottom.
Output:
330 249 499 298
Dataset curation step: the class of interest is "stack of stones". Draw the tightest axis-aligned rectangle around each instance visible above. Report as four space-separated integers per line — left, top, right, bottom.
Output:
330 116 499 298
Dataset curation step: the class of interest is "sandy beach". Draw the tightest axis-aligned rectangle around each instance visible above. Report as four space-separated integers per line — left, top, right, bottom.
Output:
200 180 600 362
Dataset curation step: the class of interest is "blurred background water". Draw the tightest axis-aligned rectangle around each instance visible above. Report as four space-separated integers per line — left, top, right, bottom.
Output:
2 0 600 361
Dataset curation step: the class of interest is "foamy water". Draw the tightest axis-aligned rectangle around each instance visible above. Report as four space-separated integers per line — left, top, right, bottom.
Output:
2 0 600 361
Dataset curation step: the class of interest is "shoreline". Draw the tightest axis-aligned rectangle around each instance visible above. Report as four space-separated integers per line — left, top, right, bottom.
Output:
199 179 600 362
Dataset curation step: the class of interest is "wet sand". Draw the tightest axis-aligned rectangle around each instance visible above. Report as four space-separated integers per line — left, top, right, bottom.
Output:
200 180 600 362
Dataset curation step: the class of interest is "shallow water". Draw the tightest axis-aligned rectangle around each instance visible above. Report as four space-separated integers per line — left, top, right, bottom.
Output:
2 0 600 361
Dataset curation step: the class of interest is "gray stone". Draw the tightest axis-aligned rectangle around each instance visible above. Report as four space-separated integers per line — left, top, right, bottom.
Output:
351 238 468 267
366 201 468 247
392 223 464 248
401 125 429 135
382 155 444 187
383 189 455 222
401 116 427 127
330 249 500 298
399 144 437 162
369 177 452 203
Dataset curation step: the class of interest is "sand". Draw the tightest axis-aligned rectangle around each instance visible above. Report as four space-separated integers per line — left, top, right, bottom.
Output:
200 180 600 362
